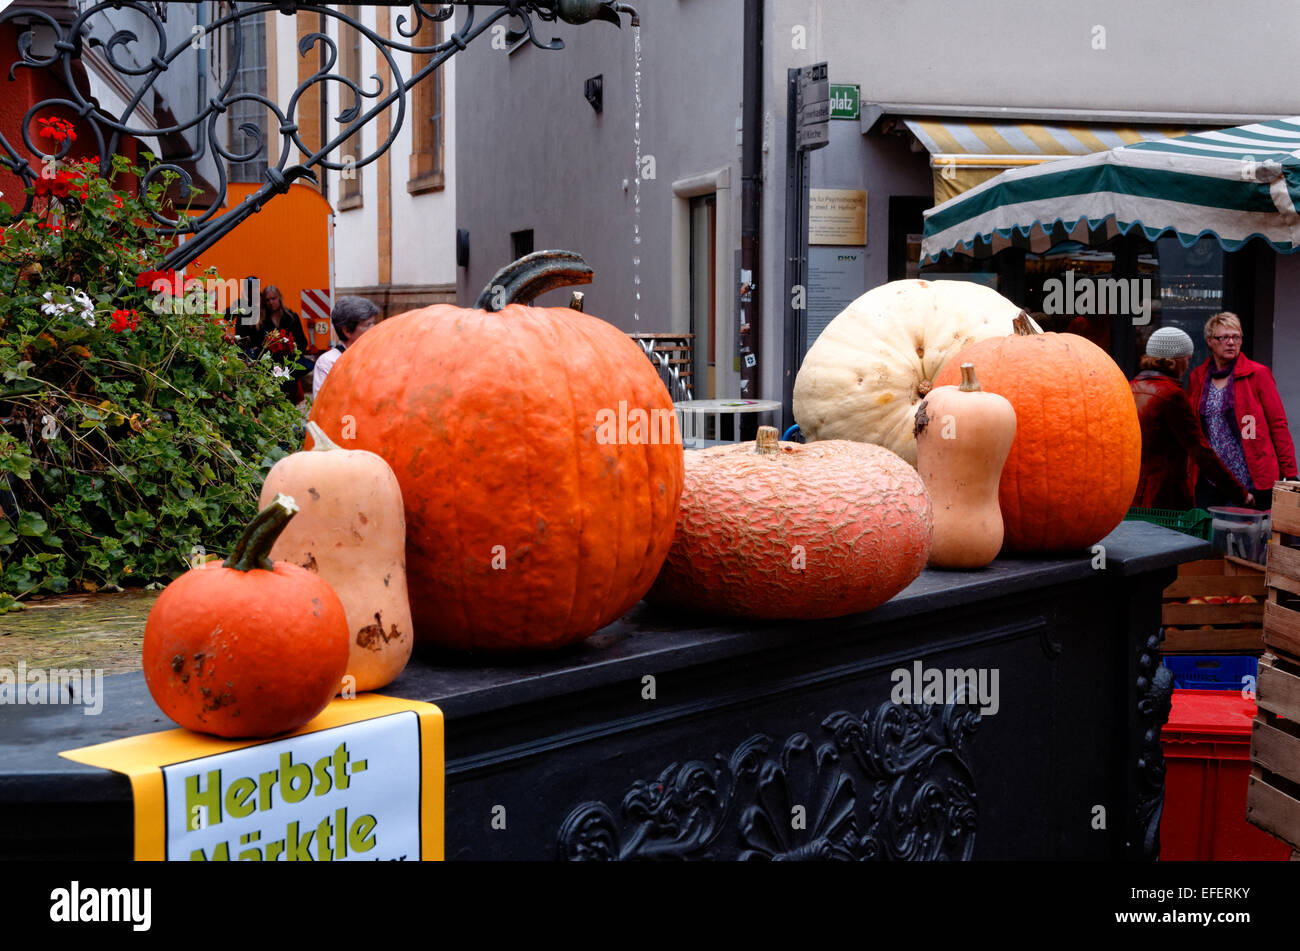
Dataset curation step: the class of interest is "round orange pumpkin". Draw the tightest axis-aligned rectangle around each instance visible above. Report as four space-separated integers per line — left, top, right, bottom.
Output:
142 495 351 738
308 251 685 651
931 315 1141 552
647 427 932 619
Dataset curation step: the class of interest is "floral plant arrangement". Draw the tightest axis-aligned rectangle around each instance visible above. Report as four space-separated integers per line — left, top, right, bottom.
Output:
0 136 301 611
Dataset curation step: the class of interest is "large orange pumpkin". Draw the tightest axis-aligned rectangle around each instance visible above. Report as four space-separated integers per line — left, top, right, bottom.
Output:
142 495 351 738
308 251 685 651
931 315 1141 552
647 427 932 619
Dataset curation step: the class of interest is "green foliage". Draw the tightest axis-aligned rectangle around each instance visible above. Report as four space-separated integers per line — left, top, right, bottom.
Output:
0 153 300 608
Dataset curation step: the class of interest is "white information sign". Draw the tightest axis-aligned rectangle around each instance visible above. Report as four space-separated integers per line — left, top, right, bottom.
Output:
163 711 422 861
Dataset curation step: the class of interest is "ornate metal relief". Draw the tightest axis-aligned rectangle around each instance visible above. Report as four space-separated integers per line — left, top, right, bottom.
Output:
557 700 981 861
1 1 631 275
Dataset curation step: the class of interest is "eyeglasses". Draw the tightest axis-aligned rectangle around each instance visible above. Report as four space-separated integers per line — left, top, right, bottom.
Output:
1212 334 1242 342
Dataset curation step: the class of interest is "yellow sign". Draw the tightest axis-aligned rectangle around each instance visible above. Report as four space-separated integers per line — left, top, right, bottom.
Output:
809 188 867 245
60 694 443 861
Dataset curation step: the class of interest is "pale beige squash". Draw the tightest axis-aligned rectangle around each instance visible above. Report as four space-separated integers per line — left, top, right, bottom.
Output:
793 279 1035 466
913 364 1017 569
259 422 413 691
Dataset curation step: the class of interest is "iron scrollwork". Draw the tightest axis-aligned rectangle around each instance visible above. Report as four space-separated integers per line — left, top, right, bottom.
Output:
0 1 632 276
557 700 981 861
1134 628 1173 860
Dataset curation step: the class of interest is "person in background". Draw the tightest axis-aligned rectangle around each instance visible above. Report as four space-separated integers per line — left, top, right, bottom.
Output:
248 284 313 403
312 296 379 397
1131 327 1252 510
1187 311 1297 511
249 284 309 356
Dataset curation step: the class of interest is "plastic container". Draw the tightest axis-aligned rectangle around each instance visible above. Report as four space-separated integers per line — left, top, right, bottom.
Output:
1208 506 1270 564
1159 689 1293 860
1162 655 1257 691
1124 507 1214 540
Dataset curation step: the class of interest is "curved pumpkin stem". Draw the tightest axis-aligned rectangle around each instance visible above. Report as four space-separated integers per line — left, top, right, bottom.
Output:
223 494 299 573
474 250 595 311
306 420 342 452
1013 312 1041 336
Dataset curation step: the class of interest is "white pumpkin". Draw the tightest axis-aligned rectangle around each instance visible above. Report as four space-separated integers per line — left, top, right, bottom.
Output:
793 279 1037 466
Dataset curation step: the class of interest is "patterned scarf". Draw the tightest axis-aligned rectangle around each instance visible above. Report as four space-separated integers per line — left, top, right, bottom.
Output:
1201 356 1237 422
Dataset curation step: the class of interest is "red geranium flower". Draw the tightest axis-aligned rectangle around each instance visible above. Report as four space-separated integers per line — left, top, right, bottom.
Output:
110 309 139 333
136 269 177 289
266 329 294 355
34 174 72 199
36 116 77 143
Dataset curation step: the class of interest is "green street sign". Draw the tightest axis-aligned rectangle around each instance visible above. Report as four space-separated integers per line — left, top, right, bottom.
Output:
829 84 859 120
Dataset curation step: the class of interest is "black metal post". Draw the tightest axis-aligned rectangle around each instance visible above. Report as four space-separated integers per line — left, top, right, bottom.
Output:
739 0 762 406
781 68 804 431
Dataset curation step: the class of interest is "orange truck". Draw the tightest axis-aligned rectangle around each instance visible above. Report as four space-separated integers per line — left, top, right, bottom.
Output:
185 182 336 354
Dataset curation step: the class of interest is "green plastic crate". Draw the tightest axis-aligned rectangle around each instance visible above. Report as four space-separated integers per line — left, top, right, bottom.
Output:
1123 507 1214 540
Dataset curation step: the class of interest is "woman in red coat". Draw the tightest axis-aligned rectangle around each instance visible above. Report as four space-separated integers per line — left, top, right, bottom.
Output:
1187 312 1298 511
1131 327 1251 510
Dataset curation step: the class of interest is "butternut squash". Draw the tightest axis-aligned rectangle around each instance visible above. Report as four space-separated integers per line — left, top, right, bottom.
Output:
259 422 413 691
913 364 1017 569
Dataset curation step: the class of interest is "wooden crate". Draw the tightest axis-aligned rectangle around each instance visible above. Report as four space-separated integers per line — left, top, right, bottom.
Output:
1248 652 1300 850
1162 557 1266 653
1265 481 1300 658
1247 481 1300 850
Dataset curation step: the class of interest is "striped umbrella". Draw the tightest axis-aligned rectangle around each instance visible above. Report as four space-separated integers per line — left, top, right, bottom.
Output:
922 117 1300 263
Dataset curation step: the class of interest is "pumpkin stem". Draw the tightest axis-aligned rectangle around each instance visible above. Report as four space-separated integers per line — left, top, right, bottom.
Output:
959 364 982 392
306 420 341 452
569 291 585 312
223 494 299 573
474 250 595 311
1013 312 1041 336
755 425 780 454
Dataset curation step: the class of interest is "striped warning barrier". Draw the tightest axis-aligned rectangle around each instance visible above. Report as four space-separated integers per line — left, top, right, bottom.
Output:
300 288 334 352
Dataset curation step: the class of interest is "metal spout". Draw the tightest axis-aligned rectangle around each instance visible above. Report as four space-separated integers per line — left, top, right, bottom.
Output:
554 0 637 27
611 2 640 26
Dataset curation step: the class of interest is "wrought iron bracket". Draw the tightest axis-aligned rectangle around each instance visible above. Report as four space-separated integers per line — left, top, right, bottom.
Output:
0 1 634 278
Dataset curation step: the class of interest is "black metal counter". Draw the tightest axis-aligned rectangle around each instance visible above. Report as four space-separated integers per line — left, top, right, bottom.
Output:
0 521 1207 860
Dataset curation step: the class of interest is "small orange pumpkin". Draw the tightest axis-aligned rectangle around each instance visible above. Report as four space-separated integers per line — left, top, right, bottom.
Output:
647 427 932 619
932 315 1141 552
142 495 350 738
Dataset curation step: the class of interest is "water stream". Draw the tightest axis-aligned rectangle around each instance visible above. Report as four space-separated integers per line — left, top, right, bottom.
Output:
631 23 642 321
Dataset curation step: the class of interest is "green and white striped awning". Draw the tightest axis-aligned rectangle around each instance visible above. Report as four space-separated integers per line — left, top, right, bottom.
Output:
922 117 1300 263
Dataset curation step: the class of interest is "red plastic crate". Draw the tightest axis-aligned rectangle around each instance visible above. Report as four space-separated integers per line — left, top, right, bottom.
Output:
1160 689 1293 860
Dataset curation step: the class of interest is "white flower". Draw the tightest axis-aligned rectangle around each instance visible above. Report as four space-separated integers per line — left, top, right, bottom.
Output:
68 288 96 327
40 290 73 317
271 365 291 380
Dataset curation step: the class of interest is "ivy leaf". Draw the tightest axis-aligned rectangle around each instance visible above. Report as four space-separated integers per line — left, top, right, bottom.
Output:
14 511 47 537
1 453 33 480
3 361 35 382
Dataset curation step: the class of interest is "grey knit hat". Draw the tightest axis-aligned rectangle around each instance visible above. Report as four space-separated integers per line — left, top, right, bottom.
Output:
1146 327 1194 359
